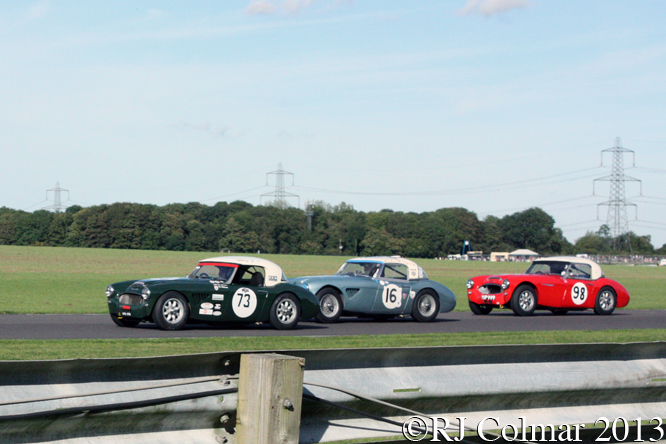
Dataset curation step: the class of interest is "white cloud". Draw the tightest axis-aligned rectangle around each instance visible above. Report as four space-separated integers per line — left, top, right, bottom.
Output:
245 0 277 16
245 0 318 16
283 0 314 13
459 0 530 17
27 1 50 20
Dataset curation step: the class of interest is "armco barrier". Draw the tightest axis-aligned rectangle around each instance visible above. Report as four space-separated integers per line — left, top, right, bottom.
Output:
1 342 666 443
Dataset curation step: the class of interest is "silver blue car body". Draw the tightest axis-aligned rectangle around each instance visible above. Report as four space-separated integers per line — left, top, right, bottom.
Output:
289 256 456 322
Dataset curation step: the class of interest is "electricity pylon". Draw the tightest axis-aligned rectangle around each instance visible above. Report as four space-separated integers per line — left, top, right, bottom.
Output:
593 138 642 251
43 182 69 213
261 163 299 208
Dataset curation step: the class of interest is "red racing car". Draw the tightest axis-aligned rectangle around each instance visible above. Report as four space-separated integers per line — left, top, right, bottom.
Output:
466 256 630 316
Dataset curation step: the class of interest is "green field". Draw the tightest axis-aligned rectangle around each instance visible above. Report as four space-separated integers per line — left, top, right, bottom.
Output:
1 245 665 360
0 245 664 314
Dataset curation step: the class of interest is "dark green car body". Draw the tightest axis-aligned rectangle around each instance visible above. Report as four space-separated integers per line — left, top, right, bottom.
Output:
106 256 319 330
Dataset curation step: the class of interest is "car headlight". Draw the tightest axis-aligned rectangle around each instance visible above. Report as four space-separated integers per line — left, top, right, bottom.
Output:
141 287 151 299
502 279 510 290
105 285 114 298
466 279 474 289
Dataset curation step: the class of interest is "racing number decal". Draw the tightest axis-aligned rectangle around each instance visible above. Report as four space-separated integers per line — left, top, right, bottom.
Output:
382 284 402 309
232 287 257 318
571 282 588 305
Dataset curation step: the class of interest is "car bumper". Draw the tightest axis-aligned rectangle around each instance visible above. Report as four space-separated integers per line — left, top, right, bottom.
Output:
108 293 151 320
468 289 511 306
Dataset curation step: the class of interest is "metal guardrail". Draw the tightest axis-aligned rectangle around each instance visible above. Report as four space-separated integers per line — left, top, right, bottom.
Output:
1 342 666 443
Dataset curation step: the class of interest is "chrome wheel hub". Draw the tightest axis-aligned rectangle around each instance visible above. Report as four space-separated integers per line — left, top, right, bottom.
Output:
320 294 339 317
162 299 184 324
518 291 535 311
276 299 297 324
599 291 614 310
419 294 437 317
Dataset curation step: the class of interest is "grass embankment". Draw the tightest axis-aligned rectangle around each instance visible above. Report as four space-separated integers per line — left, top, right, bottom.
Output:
1 245 664 314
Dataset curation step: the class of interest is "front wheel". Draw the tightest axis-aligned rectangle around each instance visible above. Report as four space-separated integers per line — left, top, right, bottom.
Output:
152 292 189 330
270 293 301 330
110 314 140 327
412 290 440 322
510 285 537 316
594 287 617 315
315 289 343 323
468 300 493 315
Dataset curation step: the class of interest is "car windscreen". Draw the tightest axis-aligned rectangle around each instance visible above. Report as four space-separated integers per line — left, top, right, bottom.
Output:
525 261 569 276
337 261 381 277
189 263 238 282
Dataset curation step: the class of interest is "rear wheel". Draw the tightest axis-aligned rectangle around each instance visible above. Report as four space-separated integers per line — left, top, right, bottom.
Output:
510 285 537 316
412 290 440 322
315 288 342 323
152 292 189 330
270 293 301 330
110 314 140 327
468 300 493 315
594 287 617 315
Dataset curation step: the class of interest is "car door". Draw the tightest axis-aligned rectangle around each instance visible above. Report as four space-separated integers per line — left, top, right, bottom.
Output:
188 263 237 321
531 262 569 307
195 279 234 319
558 263 596 308
227 266 269 322
371 263 412 315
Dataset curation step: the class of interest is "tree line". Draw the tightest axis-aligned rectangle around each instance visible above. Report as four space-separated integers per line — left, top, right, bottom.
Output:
0 201 662 257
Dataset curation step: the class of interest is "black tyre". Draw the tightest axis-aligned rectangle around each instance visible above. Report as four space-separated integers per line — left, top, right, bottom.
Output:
550 309 568 316
468 300 493 315
510 285 537 316
110 314 140 327
152 292 189 330
269 293 301 330
594 287 617 315
315 288 343 323
412 290 440 322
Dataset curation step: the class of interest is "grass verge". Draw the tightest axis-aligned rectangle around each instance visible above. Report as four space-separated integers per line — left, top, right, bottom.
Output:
3 328 666 361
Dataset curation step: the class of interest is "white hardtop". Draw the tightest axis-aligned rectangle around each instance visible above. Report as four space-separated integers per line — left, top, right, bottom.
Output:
347 256 427 280
534 256 604 280
199 256 285 287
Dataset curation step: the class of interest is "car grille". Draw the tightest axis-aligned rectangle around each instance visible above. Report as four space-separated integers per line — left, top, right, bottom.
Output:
119 294 143 305
479 284 502 295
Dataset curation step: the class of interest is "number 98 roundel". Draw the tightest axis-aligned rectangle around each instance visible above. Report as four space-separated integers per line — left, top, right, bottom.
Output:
232 287 257 318
571 282 588 305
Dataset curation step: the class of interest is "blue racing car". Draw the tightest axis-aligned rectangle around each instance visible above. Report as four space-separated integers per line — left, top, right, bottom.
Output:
290 256 456 323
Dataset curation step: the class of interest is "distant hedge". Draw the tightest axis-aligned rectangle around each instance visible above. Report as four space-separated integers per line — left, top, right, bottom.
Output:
0 201 659 257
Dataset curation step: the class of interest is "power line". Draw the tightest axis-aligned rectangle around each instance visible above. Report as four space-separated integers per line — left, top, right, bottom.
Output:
293 167 600 197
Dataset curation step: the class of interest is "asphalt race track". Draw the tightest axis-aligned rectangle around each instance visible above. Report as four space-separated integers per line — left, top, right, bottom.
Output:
0 309 664 340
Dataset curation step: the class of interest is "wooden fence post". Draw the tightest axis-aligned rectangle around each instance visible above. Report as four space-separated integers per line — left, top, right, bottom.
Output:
236 353 305 444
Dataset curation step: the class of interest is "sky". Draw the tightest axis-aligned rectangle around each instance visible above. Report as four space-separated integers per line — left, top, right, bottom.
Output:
1 0 665 248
